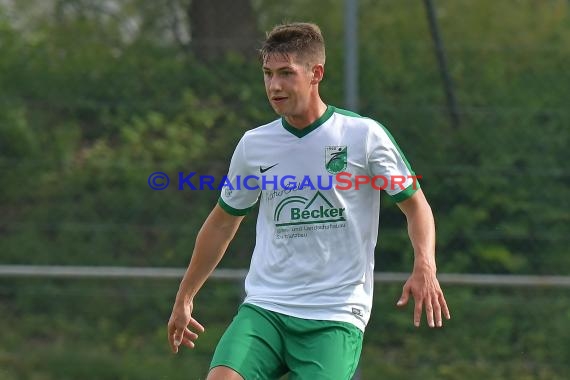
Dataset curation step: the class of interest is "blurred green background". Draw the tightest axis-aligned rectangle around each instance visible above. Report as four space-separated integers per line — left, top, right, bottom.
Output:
0 0 568 379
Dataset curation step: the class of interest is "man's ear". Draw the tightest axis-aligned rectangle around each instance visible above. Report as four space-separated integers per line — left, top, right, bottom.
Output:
311 64 325 84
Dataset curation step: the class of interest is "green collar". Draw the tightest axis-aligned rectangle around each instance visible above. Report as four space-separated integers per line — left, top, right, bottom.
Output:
281 105 334 138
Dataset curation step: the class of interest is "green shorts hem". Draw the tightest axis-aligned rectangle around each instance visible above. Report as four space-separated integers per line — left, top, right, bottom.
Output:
210 303 363 379
208 363 246 379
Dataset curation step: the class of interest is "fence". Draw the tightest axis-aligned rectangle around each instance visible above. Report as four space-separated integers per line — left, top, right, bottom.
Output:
1 266 569 379
1 265 570 287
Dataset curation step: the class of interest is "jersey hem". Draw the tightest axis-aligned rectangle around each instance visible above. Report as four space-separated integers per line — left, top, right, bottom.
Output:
243 300 367 332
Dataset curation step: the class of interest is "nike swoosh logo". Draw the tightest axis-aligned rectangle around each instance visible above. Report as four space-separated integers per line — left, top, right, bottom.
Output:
259 163 279 173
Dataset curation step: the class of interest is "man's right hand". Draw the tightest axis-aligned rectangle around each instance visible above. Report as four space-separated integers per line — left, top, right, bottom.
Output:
167 299 205 353
166 205 242 354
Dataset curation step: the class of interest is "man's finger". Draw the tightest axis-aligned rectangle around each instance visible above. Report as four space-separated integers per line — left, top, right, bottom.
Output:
414 297 423 327
169 331 179 354
167 322 178 353
188 317 205 333
174 329 184 347
396 285 410 307
440 293 451 320
183 328 199 341
181 337 196 349
433 298 442 327
425 297 434 328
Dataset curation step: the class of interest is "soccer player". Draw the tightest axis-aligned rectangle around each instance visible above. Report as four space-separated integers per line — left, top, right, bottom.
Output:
167 22 450 379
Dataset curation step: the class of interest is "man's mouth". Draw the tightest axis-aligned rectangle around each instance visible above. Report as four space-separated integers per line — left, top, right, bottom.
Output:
272 96 287 103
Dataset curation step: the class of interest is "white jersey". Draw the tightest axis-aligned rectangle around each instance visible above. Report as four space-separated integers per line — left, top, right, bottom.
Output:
218 105 419 331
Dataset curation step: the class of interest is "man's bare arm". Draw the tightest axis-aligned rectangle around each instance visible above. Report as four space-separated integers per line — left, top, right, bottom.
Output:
396 189 451 328
168 204 245 353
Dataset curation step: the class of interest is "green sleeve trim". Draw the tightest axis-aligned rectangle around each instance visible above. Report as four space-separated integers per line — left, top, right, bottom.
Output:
389 182 420 203
217 197 252 216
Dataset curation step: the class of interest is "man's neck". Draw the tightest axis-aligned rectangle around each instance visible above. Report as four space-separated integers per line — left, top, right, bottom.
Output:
284 100 328 129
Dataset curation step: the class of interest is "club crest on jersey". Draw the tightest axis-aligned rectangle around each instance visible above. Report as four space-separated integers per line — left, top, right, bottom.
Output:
325 146 347 174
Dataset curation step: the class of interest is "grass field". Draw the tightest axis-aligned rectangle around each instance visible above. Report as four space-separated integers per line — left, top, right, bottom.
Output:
1 277 568 379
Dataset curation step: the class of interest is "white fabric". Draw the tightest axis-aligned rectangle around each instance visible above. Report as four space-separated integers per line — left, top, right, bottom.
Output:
219 106 417 331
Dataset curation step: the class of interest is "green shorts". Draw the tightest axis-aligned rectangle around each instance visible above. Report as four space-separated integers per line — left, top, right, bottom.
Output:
210 303 363 380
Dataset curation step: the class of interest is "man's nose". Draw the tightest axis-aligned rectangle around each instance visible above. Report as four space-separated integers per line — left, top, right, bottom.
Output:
268 76 282 92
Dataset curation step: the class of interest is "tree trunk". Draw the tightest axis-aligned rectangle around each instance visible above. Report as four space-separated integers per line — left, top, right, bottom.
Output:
188 0 258 60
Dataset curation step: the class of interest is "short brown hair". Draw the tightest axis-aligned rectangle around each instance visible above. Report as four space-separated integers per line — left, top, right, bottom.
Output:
259 22 326 67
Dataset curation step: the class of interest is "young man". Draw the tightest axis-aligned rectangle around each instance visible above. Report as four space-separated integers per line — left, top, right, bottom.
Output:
168 23 450 379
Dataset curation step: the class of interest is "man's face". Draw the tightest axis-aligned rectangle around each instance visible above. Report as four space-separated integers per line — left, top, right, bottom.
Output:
262 53 314 117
